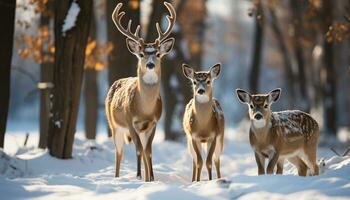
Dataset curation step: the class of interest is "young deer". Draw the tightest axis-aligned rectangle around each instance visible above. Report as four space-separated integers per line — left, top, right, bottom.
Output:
235 88 320 176
105 2 176 182
182 64 225 182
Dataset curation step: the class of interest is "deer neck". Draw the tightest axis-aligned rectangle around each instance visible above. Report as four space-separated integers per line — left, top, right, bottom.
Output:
135 69 161 115
251 114 272 142
194 94 213 124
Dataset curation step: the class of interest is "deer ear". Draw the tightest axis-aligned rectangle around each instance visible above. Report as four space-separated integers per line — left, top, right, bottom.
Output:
268 88 281 103
210 63 221 79
126 38 141 55
159 38 175 55
236 89 251 104
182 64 194 79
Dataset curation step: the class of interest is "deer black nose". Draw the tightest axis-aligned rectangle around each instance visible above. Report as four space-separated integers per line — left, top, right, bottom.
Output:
254 113 263 120
146 62 155 69
198 89 205 95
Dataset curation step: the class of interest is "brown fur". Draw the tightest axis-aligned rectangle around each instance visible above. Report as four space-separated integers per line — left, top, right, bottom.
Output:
182 64 224 181
236 89 320 176
106 2 176 182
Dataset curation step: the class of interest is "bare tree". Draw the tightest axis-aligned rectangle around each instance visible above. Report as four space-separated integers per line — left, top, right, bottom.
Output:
290 0 310 112
38 0 54 149
48 0 93 158
84 7 98 140
0 0 16 148
322 0 337 135
269 7 296 106
249 0 264 93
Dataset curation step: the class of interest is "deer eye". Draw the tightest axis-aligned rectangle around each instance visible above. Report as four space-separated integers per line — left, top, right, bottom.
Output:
206 80 211 84
156 52 161 57
250 104 254 109
139 53 144 58
193 81 197 85
264 105 268 109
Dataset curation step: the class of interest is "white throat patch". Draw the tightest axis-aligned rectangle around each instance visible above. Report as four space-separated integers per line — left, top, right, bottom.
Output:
253 119 266 129
142 70 158 85
195 94 209 103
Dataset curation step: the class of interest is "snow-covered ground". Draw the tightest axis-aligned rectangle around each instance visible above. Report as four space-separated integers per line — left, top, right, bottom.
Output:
1 129 350 200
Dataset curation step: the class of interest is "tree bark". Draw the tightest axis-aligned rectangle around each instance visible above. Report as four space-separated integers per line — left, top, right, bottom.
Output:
249 0 264 93
269 7 296 106
0 0 16 148
38 0 54 149
84 6 98 140
106 0 140 137
322 0 337 135
48 0 92 158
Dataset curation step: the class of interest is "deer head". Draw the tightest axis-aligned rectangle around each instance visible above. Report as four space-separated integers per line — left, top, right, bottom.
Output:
236 88 281 128
182 64 221 103
112 2 176 85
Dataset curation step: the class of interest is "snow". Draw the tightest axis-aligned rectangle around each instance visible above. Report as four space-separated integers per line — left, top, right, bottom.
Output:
1 130 350 200
62 1 81 36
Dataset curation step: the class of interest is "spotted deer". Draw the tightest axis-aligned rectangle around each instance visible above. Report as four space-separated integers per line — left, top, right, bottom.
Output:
235 88 320 176
182 64 225 182
105 2 176 182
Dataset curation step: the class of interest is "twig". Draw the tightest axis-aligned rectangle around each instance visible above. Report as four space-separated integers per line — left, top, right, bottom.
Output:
23 133 29 147
330 147 341 156
342 146 350 156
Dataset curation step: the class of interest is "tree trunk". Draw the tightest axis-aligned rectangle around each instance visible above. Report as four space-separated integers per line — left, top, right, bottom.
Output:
0 0 16 148
249 0 264 93
269 7 296 106
322 0 337 135
84 68 98 140
38 0 54 149
106 0 140 137
84 6 98 140
48 0 92 158
290 0 310 112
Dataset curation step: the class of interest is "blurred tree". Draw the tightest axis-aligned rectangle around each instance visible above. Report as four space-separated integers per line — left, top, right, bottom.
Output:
47 0 92 158
322 0 337 135
290 0 310 112
269 6 296 106
106 0 140 137
249 0 264 93
0 0 16 148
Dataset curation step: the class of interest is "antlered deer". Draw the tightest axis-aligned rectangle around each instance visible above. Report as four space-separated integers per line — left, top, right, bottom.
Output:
235 88 319 176
182 64 225 181
105 2 176 182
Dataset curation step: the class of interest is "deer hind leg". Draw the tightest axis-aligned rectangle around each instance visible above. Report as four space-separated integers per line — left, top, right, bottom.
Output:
276 159 284 174
112 125 126 177
287 157 307 176
302 146 319 176
213 135 223 179
206 138 217 181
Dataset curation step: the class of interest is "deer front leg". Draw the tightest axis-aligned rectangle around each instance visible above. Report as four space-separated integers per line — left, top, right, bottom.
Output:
192 139 203 182
188 139 200 182
267 152 279 174
206 138 216 181
254 152 265 175
128 124 144 180
145 126 156 181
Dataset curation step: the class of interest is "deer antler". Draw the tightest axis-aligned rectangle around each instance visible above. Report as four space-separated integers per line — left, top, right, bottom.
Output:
112 3 143 44
155 2 176 44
